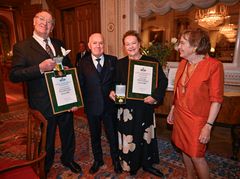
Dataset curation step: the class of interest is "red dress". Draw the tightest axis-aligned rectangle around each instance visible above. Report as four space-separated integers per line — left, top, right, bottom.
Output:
172 57 224 157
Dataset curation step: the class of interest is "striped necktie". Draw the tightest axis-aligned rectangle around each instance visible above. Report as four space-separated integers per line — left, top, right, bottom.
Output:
96 58 102 73
44 39 54 58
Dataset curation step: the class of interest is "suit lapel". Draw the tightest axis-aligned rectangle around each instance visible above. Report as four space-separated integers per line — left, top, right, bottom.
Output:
101 55 112 82
85 55 111 82
30 37 62 58
86 56 101 77
51 39 62 56
30 37 60 59
30 37 48 57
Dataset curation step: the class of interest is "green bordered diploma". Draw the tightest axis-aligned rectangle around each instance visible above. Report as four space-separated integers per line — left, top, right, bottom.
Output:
45 68 83 114
127 59 158 100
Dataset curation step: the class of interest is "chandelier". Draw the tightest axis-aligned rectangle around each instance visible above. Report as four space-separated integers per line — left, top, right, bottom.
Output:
195 4 229 29
219 23 237 42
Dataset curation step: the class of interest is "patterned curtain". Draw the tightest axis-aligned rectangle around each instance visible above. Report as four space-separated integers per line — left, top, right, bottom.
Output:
135 0 239 17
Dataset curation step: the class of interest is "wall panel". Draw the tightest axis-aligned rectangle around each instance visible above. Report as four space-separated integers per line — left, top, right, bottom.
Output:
59 1 100 63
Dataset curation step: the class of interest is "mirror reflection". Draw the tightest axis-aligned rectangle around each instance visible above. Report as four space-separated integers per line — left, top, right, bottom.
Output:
141 2 239 63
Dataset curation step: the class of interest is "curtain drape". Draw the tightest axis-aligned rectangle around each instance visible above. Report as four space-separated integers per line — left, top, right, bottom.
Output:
135 0 239 17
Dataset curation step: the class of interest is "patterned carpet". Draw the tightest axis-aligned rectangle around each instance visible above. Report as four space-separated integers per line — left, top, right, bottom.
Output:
0 110 240 179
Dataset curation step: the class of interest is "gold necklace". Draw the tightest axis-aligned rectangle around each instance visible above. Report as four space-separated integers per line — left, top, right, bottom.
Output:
181 62 198 94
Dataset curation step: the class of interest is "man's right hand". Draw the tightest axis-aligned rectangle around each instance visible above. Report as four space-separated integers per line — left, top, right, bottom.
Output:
39 58 56 73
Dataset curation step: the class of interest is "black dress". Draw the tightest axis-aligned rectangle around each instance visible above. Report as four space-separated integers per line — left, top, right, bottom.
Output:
115 55 168 172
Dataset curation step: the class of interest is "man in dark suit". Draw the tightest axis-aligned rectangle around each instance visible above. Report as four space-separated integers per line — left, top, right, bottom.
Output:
9 10 82 175
78 33 122 174
75 41 90 67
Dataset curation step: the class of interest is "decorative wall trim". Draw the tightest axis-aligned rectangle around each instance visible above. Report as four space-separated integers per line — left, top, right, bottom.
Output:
107 23 115 32
224 70 240 86
100 0 139 58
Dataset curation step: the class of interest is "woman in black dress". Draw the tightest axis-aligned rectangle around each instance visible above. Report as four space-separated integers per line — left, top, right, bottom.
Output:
109 30 168 177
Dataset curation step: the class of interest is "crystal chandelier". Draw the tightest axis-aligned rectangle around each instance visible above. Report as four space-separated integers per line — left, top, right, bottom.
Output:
195 4 229 29
219 23 237 42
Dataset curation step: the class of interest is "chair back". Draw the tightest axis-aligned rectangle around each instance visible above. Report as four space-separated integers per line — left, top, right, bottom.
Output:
0 108 47 179
27 109 47 178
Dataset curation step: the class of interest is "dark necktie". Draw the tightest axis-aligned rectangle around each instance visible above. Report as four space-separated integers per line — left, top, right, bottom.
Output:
44 39 54 58
96 58 102 73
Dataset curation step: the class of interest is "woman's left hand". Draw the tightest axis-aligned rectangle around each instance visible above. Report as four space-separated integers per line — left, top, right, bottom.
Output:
144 96 157 104
109 90 116 101
199 124 212 144
68 106 79 112
64 66 69 70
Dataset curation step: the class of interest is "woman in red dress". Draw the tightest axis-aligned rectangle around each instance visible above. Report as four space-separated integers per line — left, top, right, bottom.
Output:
167 29 224 179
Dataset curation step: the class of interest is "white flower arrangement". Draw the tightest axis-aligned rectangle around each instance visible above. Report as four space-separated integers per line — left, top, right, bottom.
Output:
171 37 178 44
141 37 178 66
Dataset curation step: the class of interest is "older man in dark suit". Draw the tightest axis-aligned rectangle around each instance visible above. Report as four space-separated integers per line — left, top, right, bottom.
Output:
9 10 81 175
78 33 122 174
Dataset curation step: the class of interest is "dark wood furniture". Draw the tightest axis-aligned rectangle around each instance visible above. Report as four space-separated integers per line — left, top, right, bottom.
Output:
0 109 47 179
0 63 8 113
155 90 240 160
217 92 240 160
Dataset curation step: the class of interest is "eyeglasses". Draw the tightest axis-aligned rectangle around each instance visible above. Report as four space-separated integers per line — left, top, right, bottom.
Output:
35 16 54 25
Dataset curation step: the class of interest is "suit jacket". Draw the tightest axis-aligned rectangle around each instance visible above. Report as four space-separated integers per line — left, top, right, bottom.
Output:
75 51 91 67
9 37 72 118
78 54 117 115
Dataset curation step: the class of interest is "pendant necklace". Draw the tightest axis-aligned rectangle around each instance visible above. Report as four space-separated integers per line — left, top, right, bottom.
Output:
181 62 198 94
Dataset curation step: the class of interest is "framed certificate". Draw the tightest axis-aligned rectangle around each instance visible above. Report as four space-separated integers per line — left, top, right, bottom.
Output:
167 67 177 91
45 68 83 114
127 60 158 100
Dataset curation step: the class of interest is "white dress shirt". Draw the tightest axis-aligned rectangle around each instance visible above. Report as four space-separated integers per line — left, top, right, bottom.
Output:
33 32 56 56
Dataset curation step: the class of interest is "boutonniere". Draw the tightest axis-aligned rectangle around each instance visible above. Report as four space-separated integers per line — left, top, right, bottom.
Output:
61 47 71 56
